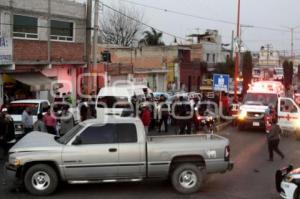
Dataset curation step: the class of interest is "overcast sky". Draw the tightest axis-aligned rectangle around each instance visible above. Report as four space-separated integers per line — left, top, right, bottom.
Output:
76 0 300 54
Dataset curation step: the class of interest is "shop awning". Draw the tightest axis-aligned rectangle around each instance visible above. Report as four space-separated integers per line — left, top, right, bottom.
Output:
10 72 53 91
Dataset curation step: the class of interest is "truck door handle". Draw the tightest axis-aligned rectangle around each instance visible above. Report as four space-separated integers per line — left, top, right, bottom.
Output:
109 148 117 152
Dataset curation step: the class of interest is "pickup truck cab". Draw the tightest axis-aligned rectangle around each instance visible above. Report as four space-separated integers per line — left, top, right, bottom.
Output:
6 117 233 196
4 99 50 137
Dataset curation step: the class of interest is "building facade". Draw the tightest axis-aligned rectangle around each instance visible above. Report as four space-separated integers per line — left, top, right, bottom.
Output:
188 30 227 72
97 44 204 92
0 0 87 104
258 45 280 67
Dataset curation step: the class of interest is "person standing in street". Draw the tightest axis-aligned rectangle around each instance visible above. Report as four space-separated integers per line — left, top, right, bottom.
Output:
43 108 57 135
22 107 33 135
158 95 169 133
33 113 47 132
175 96 192 134
267 117 285 161
140 103 151 135
0 109 16 156
60 105 74 136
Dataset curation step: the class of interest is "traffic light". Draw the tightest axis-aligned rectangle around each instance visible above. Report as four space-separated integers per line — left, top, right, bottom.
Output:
101 50 111 62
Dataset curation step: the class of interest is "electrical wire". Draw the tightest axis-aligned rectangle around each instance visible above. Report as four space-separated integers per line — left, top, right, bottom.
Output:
101 3 188 42
116 0 297 34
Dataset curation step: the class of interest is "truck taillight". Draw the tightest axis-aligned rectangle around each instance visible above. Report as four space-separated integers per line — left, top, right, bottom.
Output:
225 146 230 161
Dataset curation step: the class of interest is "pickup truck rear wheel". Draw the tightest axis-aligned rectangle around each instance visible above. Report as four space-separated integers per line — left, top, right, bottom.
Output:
24 164 58 196
294 187 299 199
171 163 204 194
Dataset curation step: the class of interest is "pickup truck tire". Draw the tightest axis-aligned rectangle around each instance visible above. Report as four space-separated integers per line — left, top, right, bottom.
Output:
24 164 58 196
171 163 204 194
294 187 299 199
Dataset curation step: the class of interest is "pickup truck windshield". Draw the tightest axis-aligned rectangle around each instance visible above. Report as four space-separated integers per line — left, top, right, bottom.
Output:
243 93 277 106
57 124 84 144
7 103 39 115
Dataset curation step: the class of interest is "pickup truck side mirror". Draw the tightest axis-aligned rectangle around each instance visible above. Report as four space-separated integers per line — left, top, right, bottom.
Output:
72 136 82 145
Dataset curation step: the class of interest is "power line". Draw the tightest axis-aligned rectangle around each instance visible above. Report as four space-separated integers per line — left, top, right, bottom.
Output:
117 0 296 34
101 3 188 42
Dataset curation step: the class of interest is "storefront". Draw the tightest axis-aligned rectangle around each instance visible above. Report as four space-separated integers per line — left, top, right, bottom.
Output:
134 68 168 92
2 72 53 103
0 36 13 105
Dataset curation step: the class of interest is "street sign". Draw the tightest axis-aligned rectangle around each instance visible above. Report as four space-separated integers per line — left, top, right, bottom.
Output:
213 74 230 92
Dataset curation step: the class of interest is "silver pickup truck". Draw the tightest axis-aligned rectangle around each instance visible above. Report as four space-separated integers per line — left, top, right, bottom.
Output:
5 117 233 196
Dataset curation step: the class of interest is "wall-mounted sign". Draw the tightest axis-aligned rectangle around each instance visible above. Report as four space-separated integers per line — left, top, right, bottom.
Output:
0 36 12 65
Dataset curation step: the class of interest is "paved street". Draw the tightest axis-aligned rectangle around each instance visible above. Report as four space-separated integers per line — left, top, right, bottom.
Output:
0 127 299 199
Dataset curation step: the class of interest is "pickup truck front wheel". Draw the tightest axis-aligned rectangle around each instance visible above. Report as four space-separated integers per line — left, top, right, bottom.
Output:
24 164 58 196
171 163 205 194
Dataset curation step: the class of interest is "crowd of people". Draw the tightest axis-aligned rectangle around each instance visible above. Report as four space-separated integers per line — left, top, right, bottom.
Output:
138 92 232 135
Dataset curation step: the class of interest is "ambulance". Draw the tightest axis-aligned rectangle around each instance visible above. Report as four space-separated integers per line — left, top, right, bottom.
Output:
237 81 300 139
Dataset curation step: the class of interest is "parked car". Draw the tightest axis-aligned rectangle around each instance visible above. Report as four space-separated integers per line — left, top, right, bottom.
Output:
5 117 233 196
276 165 300 199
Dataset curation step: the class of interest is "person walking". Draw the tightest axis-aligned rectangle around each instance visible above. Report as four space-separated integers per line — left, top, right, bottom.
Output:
33 113 47 132
267 117 285 161
60 105 74 136
22 107 33 135
158 95 169 133
43 108 57 135
140 103 151 135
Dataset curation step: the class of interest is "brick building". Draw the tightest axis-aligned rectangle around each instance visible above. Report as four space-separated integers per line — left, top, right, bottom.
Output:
0 0 87 104
96 44 204 92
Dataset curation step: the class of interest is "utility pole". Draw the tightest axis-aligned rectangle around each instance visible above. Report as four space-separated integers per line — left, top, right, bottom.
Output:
291 28 294 60
266 44 270 66
47 0 51 67
281 25 300 63
234 0 241 102
86 0 92 95
231 30 234 60
92 0 99 92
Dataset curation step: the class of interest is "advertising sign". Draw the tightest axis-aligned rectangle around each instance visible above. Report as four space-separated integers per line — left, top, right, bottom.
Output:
0 36 12 65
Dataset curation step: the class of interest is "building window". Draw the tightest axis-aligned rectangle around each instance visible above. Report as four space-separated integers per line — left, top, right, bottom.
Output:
213 54 216 63
13 15 38 39
206 53 210 62
51 20 74 41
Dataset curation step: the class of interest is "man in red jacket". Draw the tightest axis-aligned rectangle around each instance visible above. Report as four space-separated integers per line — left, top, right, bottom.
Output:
141 104 152 135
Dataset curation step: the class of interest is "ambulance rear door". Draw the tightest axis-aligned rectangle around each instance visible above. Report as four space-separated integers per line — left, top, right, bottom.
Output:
277 97 300 131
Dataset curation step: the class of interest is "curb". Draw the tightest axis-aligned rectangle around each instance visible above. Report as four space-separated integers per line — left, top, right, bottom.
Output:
216 120 232 132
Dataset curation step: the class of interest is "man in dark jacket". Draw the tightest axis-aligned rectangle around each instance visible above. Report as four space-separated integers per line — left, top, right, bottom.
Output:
175 96 192 134
158 95 169 133
267 117 284 161
1 109 16 156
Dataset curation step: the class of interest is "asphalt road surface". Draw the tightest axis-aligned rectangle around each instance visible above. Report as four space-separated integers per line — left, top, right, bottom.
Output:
1 127 300 199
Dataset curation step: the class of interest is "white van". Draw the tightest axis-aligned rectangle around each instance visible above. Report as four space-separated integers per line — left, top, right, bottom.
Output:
5 99 50 137
96 85 151 119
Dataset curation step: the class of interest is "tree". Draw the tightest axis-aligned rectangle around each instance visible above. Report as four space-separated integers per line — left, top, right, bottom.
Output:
139 28 164 46
242 51 253 95
215 59 235 77
283 60 293 89
101 6 144 47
